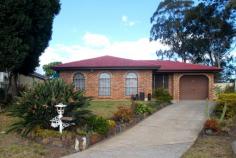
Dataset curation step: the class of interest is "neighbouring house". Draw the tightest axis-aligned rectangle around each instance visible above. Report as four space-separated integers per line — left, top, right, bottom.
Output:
0 72 46 89
53 55 221 101
17 72 46 87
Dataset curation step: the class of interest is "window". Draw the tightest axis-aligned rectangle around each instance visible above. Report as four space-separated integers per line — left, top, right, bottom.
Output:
154 74 169 89
125 73 138 96
99 73 111 96
73 73 85 90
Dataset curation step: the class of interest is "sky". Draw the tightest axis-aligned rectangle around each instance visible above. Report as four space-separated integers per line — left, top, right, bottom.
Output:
36 0 236 74
36 0 168 74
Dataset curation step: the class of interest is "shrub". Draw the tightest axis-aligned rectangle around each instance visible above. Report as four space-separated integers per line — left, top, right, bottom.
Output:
113 106 133 123
214 93 236 120
224 85 235 93
17 84 28 97
219 118 235 133
134 103 152 115
107 119 116 129
153 88 172 103
8 79 92 136
86 116 109 135
204 119 219 132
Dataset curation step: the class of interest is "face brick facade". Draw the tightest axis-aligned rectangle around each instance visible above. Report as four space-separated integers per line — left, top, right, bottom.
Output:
60 70 152 100
55 56 220 101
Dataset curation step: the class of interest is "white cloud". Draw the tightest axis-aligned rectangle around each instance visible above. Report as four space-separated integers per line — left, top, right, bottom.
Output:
233 51 236 57
37 33 168 74
83 32 110 48
121 15 136 27
121 15 128 22
128 21 135 27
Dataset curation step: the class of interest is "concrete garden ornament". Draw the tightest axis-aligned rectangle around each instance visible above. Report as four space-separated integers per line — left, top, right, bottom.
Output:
74 137 87 151
50 103 74 133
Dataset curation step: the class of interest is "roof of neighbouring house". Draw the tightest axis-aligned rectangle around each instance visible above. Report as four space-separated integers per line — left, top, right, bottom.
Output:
29 72 46 80
53 55 221 72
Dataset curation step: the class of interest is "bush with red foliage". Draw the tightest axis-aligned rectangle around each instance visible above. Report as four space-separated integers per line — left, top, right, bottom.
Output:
113 106 133 123
204 119 219 132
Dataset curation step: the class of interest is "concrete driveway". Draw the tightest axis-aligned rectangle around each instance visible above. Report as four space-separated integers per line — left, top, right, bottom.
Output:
64 101 215 158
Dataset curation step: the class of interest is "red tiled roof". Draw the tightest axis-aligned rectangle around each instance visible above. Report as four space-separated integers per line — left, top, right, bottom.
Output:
155 60 221 72
53 55 221 72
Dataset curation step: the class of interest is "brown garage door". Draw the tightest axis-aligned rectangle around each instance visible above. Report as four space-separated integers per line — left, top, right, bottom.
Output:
180 75 208 100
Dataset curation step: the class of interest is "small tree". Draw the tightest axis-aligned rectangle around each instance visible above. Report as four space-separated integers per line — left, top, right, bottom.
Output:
43 61 62 79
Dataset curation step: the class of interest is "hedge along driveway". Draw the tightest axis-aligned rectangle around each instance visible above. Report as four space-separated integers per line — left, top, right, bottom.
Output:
64 100 215 158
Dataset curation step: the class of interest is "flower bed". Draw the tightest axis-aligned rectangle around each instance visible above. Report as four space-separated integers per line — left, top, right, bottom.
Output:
29 101 169 152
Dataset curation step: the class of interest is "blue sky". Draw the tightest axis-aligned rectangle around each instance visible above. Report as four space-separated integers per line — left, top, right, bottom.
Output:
38 0 235 74
51 0 160 44
37 0 167 73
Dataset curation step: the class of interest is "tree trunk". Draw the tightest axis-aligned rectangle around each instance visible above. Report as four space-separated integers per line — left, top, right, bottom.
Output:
5 72 18 101
215 54 221 68
11 73 18 97
208 52 214 66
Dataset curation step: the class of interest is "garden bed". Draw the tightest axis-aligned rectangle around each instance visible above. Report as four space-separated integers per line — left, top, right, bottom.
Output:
182 123 236 158
29 101 169 152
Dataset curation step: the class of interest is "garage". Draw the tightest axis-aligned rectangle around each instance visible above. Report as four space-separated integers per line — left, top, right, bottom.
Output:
180 75 209 100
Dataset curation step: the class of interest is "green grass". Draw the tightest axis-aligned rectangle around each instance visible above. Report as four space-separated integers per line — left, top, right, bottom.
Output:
0 113 72 158
86 100 132 118
87 100 156 118
0 100 159 157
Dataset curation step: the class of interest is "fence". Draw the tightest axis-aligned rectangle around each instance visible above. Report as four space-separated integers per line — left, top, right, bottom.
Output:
0 82 8 101
0 82 8 88
214 82 235 95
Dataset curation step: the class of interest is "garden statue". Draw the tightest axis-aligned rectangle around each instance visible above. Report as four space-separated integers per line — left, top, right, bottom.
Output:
50 103 74 133
74 138 80 151
80 137 87 151
74 136 87 151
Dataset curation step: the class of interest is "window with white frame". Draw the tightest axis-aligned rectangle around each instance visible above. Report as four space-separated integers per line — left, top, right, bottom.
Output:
125 72 138 96
73 73 85 91
98 73 111 96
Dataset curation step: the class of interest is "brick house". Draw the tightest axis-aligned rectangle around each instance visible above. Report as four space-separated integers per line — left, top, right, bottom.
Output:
54 56 220 100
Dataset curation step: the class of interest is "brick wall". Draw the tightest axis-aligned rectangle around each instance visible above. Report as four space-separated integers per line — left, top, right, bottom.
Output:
168 74 174 96
59 70 152 100
59 70 215 101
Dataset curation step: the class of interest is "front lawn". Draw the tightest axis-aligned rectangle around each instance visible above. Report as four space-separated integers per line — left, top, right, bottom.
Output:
0 100 122 158
0 113 73 158
182 135 233 158
87 100 155 118
0 100 157 158
87 100 131 118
